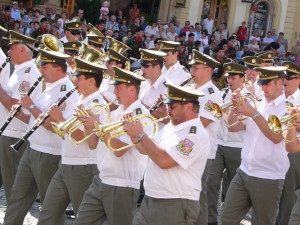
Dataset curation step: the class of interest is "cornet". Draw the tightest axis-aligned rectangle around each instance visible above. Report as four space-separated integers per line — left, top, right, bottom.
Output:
205 93 260 127
95 114 169 152
51 99 115 146
268 112 300 143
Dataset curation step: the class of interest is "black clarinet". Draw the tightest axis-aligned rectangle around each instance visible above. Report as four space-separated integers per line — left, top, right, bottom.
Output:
11 88 76 151
149 76 192 113
0 76 43 136
0 57 10 73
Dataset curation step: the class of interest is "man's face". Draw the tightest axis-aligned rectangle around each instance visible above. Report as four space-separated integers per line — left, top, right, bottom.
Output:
167 102 187 125
141 63 156 80
223 44 229 51
41 21 49 29
188 36 194 42
245 69 258 82
229 39 235 47
216 50 225 59
113 83 130 105
78 10 84 18
102 13 108 21
261 79 283 101
267 32 271 38
190 64 210 82
208 14 212 20
46 8 50 15
39 63 58 83
73 75 90 95
51 8 56 15
8 44 23 65
227 75 245 91
272 29 276 35
5 10 11 17
12 4 17 9
163 51 177 67
284 75 300 95
185 21 190 28
136 30 144 38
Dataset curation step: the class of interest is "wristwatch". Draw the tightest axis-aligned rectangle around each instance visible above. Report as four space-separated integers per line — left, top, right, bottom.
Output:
28 104 36 112
252 111 261 120
136 132 146 143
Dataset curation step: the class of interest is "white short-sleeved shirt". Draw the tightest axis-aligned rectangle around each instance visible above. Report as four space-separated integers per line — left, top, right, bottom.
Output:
0 60 43 138
60 36 68 43
161 61 191 86
203 18 214 35
97 100 152 189
28 77 79 155
190 81 222 159
62 91 108 165
139 75 167 108
217 87 249 148
287 88 300 106
99 76 117 103
144 118 210 200
240 94 289 180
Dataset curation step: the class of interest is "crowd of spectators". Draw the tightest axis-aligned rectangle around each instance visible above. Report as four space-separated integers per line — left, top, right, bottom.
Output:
1 1 300 67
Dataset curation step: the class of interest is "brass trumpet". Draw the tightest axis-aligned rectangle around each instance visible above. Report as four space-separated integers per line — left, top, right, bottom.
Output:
95 114 169 152
268 112 300 143
205 93 259 127
51 99 115 145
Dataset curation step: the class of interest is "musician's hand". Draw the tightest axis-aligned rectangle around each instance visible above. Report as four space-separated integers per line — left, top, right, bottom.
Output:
290 108 300 127
123 120 144 143
48 105 64 123
77 114 100 130
19 94 34 110
246 84 255 95
233 100 256 118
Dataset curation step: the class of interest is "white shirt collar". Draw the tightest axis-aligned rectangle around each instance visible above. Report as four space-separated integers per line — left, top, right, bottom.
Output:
45 76 70 92
14 60 34 73
287 88 300 102
79 90 101 105
118 99 142 113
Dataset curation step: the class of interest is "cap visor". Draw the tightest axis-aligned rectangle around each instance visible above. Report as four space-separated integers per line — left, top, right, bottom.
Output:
109 80 124 85
164 99 180 104
257 79 272 85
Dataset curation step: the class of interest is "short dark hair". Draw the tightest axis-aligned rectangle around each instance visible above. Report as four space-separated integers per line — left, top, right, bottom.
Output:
125 83 140 95
150 60 163 69
52 62 67 73
96 19 106 25
228 36 235 41
83 72 103 88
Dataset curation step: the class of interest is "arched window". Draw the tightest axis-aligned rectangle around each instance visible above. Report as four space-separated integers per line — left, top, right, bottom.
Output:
247 0 275 41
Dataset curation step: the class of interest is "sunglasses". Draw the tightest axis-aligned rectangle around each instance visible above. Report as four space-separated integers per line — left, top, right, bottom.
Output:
71 31 81 35
284 76 300 80
142 64 152 68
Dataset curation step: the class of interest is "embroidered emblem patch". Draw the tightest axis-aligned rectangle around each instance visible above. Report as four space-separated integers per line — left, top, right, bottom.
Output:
18 81 30 93
176 138 194 156
93 99 99 103
60 85 66 92
208 87 214 94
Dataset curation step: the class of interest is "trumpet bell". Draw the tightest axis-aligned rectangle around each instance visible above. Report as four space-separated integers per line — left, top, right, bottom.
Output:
267 115 282 134
42 34 64 53
109 38 131 54
87 23 105 37
80 43 106 63
204 103 223 120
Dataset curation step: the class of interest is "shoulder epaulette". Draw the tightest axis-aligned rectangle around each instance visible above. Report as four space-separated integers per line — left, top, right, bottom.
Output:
208 87 214 94
25 67 31 73
136 108 142 115
190 126 196 134
60 84 66 92
93 99 99 103
286 101 293 109
183 67 190 73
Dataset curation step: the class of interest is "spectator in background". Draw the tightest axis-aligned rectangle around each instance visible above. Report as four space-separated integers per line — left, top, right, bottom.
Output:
100 1 109 17
31 17 49 39
105 29 113 37
277 39 286 59
248 38 260 53
119 17 128 38
129 17 140 34
262 31 274 50
278 32 288 52
250 30 261 48
125 26 144 59
23 8 35 27
34 9 45 22
175 19 182 35
236 21 247 49
116 10 123 25
185 25 195 41
19 19 27 34
285 52 293 61
185 32 195 55
140 16 147 30
129 3 140 23
293 52 300 66
194 23 202 41
235 45 242 58
25 21 34 36
77 9 86 24
100 11 109 22
45 7 51 19
226 36 237 59
57 11 68 30
18 1 26 17
222 22 229 39
292 40 300 55
166 26 178 42
156 26 164 39
112 30 121 41
142 35 148 49
271 28 279 42
49 7 60 24
241 45 255 57
96 19 106 35
122 29 132 42
145 22 157 42
156 19 162 30
178 32 186 43
13 20 20 32
50 23 60 38
203 39 217 57
154 38 162 49
178 41 189 67
11 1 21 21
214 24 227 43
199 29 209 47
106 15 119 31
181 21 190 33
203 14 214 35
148 34 158 49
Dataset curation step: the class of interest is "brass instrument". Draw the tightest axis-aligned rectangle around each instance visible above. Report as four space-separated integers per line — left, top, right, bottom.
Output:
244 79 253 88
95 114 169 152
87 23 105 37
108 38 131 54
205 93 260 127
268 112 300 143
51 99 115 145
79 43 106 63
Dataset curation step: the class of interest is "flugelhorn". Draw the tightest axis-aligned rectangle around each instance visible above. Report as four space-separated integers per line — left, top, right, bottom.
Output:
51 99 115 145
268 112 300 143
205 93 260 127
95 114 169 152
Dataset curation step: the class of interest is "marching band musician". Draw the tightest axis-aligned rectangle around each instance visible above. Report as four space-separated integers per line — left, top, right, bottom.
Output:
221 66 289 225
63 41 82 78
138 49 168 122
123 82 210 224
60 21 83 43
277 61 300 225
188 49 222 225
0 31 42 203
99 48 129 110
206 63 249 225
158 40 191 85
286 108 300 225
73 67 153 225
86 35 106 53
37 58 107 225
4 49 79 225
